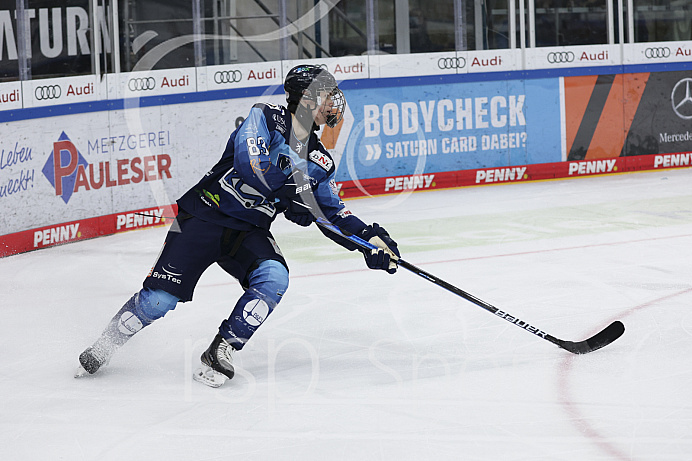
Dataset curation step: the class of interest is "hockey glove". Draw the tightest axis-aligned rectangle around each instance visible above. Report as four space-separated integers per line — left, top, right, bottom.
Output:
358 223 400 274
271 169 317 227
284 201 314 226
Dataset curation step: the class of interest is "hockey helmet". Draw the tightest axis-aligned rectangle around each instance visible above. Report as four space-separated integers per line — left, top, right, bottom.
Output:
284 64 345 128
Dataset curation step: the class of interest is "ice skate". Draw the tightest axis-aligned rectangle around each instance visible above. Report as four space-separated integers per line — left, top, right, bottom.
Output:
75 343 111 377
193 334 236 388
74 331 121 377
75 298 147 378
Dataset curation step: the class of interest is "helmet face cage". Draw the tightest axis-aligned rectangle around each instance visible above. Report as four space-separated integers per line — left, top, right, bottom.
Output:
323 86 345 128
285 65 345 128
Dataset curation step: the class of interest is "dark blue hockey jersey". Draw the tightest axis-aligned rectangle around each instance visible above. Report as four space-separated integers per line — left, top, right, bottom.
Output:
177 102 366 239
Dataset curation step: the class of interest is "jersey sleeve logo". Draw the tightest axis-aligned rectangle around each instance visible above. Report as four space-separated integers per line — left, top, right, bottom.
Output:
272 114 287 134
308 150 334 171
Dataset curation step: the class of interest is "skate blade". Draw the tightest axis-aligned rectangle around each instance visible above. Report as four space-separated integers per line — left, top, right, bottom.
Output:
193 365 228 388
74 365 90 378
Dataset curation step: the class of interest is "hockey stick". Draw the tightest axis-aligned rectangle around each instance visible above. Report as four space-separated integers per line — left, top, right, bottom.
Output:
315 218 625 355
134 211 624 353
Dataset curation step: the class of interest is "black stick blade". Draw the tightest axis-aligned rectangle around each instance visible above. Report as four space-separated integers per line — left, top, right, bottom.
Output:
557 321 625 354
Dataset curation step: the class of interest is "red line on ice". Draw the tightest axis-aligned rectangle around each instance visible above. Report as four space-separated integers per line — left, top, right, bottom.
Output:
557 287 692 460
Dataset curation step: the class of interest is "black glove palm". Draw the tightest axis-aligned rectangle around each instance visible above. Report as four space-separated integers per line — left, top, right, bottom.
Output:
358 223 400 274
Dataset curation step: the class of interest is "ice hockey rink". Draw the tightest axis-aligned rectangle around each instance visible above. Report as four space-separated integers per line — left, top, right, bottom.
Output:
2 168 691 461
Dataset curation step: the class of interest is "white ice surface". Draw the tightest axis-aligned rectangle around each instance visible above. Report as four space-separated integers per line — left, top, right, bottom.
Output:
2 169 692 461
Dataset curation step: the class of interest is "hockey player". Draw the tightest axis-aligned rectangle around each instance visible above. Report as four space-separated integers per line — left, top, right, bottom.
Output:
76 64 400 387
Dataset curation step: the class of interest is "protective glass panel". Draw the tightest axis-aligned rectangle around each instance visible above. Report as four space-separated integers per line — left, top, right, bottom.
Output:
534 0 609 47
485 0 512 49
122 0 194 71
633 0 692 42
329 0 367 56
408 0 455 52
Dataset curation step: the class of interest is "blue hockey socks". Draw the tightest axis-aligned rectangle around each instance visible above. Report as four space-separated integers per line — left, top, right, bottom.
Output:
219 260 288 350
78 288 179 375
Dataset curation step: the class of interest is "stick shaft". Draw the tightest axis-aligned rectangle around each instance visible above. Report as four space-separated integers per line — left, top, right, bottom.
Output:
315 218 564 348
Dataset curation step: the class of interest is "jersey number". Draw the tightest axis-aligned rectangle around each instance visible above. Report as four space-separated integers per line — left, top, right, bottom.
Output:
246 137 268 156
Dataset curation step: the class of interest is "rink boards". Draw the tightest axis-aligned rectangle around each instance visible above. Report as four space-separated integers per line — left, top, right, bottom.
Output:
2 44 692 256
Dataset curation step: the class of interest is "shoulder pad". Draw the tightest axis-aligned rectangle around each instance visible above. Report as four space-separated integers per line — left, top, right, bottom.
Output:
252 102 287 115
253 103 289 135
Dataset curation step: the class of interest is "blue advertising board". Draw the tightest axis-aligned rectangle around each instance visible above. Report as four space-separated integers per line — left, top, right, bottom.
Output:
336 77 563 183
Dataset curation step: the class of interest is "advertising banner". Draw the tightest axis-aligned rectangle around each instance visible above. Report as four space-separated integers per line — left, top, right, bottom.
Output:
334 78 563 186
197 61 283 92
108 67 198 100
622 41 692 65
0 108 180 239
22 74 107 108
564 70 692 160
525 44 621 71
625 71 692 156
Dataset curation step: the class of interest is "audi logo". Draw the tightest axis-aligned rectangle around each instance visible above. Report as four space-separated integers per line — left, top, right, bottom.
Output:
644 47 671 59
438 57 466 69
214 70 243 84
128 77 156 91
547 51 575 64
35 85 61 100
